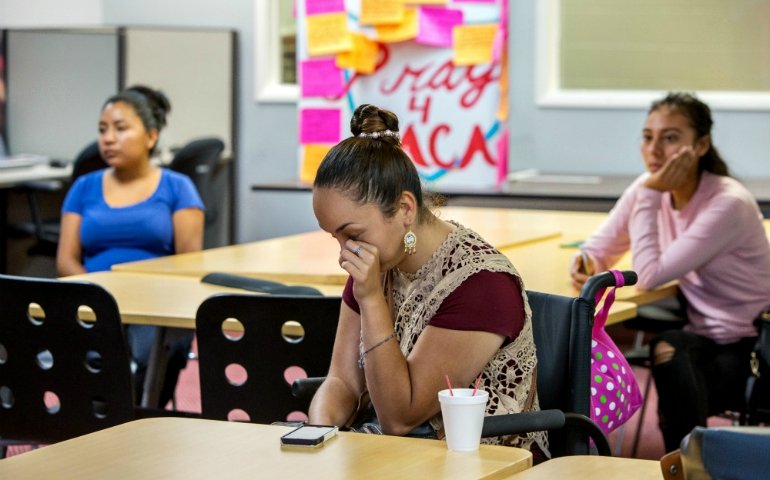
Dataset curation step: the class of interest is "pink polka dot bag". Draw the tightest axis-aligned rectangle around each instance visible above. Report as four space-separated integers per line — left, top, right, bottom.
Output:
590 270 643 435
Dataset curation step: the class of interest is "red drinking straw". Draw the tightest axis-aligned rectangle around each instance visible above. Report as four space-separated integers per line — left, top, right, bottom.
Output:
472 374 482 396
445 374 454 396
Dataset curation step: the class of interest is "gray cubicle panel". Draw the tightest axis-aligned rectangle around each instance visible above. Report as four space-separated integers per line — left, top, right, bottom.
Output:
5 29 119 160
123 28 235 155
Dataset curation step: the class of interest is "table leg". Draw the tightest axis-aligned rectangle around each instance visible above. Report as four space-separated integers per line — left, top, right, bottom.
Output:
141 326 169 408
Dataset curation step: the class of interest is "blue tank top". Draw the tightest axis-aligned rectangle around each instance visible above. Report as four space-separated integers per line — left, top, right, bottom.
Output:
62 169 204 272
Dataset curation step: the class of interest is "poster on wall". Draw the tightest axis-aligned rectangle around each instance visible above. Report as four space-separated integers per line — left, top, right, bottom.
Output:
296 0 509 190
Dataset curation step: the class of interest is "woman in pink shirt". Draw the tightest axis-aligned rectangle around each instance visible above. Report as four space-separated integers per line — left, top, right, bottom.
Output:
570 93 770 452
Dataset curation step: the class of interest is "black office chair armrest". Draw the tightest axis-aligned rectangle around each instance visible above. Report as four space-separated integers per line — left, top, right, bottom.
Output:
580 270 638 302
292 377 327 399
201 273 324 296
481 411 611 457
564 413 611 456
482 410 566 437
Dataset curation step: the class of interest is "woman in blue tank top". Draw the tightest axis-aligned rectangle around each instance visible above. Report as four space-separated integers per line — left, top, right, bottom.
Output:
57 86 205 407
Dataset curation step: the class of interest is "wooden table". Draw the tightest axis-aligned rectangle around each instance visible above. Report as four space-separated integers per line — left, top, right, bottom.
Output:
505 455 662 480
501 236 678 306
112 207 562 285
61 271 343 329
0 418 533 479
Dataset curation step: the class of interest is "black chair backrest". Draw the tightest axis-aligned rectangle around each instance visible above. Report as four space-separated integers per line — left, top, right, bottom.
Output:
526 270 637 457
526 290 593 457
0 275 135 444
196 294 341 424
168 138 225 224
71 141 108 182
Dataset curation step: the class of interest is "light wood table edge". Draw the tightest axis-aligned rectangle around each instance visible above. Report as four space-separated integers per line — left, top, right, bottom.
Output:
495 232 563 251
501 455 663 480
617 282 679 306
110 264 349 285
606 301 638 326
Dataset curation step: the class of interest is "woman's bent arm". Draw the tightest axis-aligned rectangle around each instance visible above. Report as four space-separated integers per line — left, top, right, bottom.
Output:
172 208 204 254
56 213 87 276
308 302 367 426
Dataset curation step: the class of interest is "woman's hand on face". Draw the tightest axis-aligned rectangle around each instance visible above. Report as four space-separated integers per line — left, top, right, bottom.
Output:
569 252 595 291
340 239 382 303
644 145 699 192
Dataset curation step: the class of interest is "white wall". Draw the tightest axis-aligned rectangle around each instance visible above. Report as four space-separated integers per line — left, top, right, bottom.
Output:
0 0 103 27
509 0 770 179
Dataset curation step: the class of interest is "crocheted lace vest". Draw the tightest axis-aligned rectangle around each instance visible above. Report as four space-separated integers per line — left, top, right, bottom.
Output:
390 222 549 454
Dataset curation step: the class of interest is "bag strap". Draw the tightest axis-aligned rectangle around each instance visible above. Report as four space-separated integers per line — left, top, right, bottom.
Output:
593 270 626 332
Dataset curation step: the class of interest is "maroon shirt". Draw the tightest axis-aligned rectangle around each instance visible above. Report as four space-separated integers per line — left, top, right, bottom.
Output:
342 270 525 343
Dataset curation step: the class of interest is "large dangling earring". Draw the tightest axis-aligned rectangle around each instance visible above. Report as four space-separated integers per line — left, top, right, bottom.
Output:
404 229 417 255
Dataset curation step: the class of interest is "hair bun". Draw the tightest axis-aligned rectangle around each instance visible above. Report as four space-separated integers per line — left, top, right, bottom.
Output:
127 85 171 129
350 104 400 145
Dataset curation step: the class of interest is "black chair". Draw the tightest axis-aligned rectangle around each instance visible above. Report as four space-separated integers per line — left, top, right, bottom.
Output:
0 274 135 457
11 141 108 257
293 270 638 458
168 138 226 228
196 294 341 424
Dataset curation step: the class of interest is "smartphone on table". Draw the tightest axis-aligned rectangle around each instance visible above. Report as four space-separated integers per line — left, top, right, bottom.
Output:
280 425 339 448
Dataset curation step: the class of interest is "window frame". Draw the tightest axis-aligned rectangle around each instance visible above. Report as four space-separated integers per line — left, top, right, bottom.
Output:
535 0 770 111
254 0 298 103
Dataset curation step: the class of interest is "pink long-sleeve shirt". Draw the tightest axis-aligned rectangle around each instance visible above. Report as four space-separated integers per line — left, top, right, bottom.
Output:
582 171 770 344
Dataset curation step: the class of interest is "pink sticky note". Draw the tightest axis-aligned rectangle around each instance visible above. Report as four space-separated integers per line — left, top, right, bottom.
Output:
496 127 508 189
301 59 345 98
305 0 346 16
456 0 496 3
416 7 464 47
300 109 342 144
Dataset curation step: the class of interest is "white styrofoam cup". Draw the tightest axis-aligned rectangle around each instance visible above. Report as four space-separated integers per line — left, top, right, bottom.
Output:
438 388 488 451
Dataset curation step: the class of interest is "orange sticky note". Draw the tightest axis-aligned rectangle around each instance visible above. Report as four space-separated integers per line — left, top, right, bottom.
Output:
300 144 332 183
336 34 379 74
376 8 418 43
307 13 354 56
452 24 498 66
497 46 509 121
399 0 446 4
360 0 405 26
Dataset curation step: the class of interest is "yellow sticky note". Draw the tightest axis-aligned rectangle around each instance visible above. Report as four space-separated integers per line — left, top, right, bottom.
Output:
307 13 354 57
300 144 332 183
360 0 405 26
336 34 379 74
452 24 498 66
399 0 446 4
376 8 418 43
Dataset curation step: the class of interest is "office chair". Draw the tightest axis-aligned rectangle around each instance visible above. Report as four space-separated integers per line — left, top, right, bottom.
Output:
195 294 341 424
168 138 226 228
11 141 107 257
292 271 639 458
0 274 135 458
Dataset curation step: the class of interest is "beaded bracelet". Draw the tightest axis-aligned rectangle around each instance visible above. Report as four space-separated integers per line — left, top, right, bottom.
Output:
358 332 397 369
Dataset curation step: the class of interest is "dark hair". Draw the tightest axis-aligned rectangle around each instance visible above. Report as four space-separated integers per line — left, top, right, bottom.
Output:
314 104 431 221
103 85 171 154
649 92 729 176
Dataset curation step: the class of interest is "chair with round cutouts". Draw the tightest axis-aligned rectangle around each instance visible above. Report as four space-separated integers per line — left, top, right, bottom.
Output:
195 294 341 425
0 274 135 457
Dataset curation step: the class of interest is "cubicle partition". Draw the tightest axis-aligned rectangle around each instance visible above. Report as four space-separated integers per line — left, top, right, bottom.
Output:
1 27 237 246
